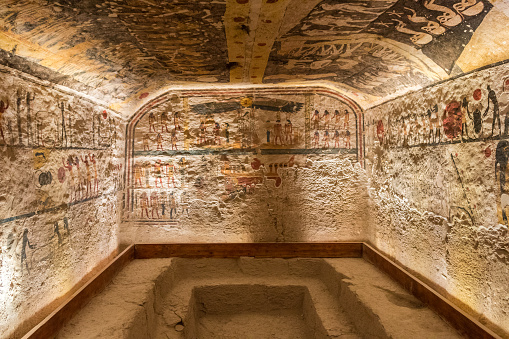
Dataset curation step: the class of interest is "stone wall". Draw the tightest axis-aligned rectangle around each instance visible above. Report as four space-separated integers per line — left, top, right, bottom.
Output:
121 89 369 243
0 66 124 338
364 62 509 335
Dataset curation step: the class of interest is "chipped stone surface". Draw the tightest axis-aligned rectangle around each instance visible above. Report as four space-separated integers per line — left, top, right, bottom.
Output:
364 62 509 335
0 67 125 338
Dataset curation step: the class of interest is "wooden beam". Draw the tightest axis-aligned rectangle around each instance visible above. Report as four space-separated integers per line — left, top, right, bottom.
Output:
134 242 364 259
22 245 135 339
362 243 502 339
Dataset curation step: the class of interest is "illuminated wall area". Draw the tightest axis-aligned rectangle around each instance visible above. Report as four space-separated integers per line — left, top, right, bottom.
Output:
0 67 124 338
121 89 369 243
365 62 509 335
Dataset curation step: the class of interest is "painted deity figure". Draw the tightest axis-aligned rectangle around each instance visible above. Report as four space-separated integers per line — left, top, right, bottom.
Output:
153 160 163 188
173 111 181 131
140 192 150 218
156 133 164 151
148 112 157 133
334 130 341 148
166 161 176 188
313 130 320 148
62 157 76 201
134 163 143 187
284 119 293 144
169 192 178 219
199 120 206 145
323 110 331 130
343 109 350 129
150 191 160 219
160 111 170 133
273 120 283 145
334 109 341 129
171 130 178 150
312 110 320 130
143 133 150 151
323 130 330 148
344 129 351 149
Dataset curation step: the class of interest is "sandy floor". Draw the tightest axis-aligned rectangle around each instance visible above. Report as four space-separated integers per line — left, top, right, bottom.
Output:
57 257 463 339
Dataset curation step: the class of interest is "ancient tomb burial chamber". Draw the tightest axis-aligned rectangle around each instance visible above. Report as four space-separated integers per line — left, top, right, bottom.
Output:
0 0 509 338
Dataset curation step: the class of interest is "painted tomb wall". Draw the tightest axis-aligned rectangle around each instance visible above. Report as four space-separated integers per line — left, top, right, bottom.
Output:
0 66 125 338
121 89 369 244
364 61 509 335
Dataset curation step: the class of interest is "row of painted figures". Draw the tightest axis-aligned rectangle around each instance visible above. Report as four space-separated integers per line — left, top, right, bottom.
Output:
367 84 509 147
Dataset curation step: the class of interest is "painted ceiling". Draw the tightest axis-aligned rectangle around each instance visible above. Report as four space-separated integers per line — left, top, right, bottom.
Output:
0 0 508 110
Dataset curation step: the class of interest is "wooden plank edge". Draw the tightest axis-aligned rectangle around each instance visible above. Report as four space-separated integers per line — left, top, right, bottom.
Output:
362 243 503 339
22 244 135 339
134 242 364 259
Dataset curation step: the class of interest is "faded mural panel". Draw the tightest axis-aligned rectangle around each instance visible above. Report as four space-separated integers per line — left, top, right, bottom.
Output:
0 67 124 338
364 63 509 335
121 89 368 243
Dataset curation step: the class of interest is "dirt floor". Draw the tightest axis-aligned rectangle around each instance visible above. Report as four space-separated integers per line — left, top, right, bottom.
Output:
57 258 463 339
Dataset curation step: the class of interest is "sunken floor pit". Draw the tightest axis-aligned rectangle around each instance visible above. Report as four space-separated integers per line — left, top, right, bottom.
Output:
56 257 462 339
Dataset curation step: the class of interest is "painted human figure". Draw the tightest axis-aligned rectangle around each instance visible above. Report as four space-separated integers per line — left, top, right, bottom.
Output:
173 111 181 131
213 122 221 145
265 120 271 143
63 217 70 235
153 160 163 188
313 130 320 148
89 153 99 194
143 133 150 151
140 191 150 218
181 191 189 216
284 119 293 144
199 120 206 144
171 130 178 150
156 133 164 151
485 85 500 137
312 110 320 130
0 99 8 144
134 163 143 187
323 130 330 148
323 110 331 130
224 123 230 143
273 120 283 145
334 130 341 148
150 191 160 219
21 228 35 274
344 129 351 149
169 192 178 219
334 109 341 129
343 109 350 129
160 111 170 133
166 161 176 188
460 98 471 141
80 155 92 198
148 112 157 133
62 157 76 201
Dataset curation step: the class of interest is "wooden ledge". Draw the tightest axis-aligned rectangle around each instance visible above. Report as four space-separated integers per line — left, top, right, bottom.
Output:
134 242 363 259
22 242 503 339
22 245 135 339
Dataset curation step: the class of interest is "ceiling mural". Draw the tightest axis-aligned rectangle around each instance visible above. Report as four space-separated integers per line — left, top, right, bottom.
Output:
0 0 506 110
264 0 494 97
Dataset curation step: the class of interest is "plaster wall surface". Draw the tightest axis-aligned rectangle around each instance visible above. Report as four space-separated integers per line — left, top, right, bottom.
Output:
121 91 369 244
364 62 509 336
0 67 125 338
